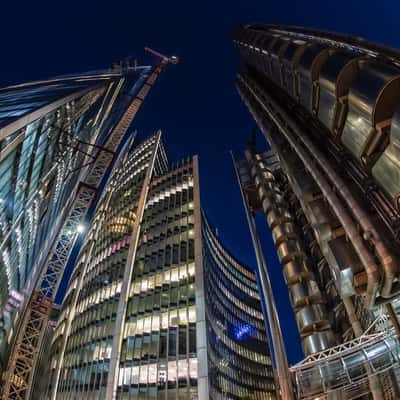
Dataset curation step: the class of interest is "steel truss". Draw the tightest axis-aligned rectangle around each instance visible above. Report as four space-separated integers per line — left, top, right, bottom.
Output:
2 183 96 400
291 314 400 400
1 60 167 400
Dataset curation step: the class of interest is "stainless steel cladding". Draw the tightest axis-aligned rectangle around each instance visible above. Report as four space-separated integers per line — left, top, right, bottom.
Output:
235 24 400 214
317 52 366 135
269 37 290 86
281 40 308 97
297 45 331 112
245 149 336 355
373 109 400 208
341 63 400 167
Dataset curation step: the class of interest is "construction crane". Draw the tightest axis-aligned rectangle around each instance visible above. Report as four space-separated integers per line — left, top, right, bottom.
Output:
144 47 179 64
1 55 174 400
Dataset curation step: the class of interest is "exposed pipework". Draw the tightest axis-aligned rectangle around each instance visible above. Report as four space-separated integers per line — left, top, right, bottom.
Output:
235 26 400 301
244 146 336 355
239 76 382 308
260 82 398 299
231 151 294 399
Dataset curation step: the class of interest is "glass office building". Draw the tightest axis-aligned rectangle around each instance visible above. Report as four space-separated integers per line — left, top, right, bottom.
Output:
47 132 275 400
0 61 158 373
203 218 275 399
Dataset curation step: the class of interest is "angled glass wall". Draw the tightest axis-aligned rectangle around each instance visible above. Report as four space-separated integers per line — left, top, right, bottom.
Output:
0 62 154 371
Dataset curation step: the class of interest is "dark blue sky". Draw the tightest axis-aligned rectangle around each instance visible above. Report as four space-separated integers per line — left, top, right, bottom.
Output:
2 0 400 365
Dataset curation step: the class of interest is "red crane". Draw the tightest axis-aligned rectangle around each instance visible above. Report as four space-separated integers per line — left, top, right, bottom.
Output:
144 47 179 64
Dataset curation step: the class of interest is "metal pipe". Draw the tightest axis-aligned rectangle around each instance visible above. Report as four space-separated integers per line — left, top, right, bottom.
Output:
245 148 335 355
231 151 294 400
342 296 363 337
240 77 381 308
250 76 397 298
386 303 400 338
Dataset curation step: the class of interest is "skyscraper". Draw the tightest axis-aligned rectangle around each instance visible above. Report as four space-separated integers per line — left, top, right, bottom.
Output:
233 24 400 399
46 132 275 400
1 55 171 399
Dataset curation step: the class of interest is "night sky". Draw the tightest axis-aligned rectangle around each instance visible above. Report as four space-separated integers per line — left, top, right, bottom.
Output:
2 0 400 365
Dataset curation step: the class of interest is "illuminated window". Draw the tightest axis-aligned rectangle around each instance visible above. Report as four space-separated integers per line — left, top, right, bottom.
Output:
189 358 197 379
179 308 187 325
144 316 152 333
188 306 196 323
179 265 187 279
148 363 157 384
188 263 195 276
178 359 188 380
136 319 144 335
169 310 178 327
152 315 160 331
171 267 179 282
168 361 177 384
162 312 169 329
139 364 148 384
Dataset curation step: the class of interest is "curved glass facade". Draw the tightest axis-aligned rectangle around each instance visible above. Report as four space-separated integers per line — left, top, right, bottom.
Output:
47 132 275 399
203 219 275 400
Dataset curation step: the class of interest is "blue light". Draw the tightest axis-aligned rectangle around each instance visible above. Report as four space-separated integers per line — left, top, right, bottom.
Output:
234 323 255 340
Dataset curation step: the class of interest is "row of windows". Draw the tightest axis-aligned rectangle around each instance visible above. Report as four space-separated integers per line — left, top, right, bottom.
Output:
77 280 122 314
134 238 195 277
149 165 193 195
56 387 197 400
207 345 273 391
204 224 258 287
207 293 267 343
130 263 195 296
206 264 265 331
124 306 196 338
210 374 274 400
120 325 197 365
206 310 270 365
142 205 194 235
126 283 196 318
145 179 193 208
206 247 261 313
67 310 116 353
206 257 264 323
207 327 272 379
205 230 259 298
117 358 197 387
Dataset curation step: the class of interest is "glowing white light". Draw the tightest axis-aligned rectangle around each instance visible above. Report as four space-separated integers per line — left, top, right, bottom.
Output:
77 224 85 234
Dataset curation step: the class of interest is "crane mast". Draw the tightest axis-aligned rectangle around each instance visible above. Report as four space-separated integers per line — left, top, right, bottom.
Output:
1 55 175 400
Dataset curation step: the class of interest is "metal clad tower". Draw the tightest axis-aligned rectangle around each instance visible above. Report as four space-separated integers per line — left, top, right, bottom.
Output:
234 24 400 399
